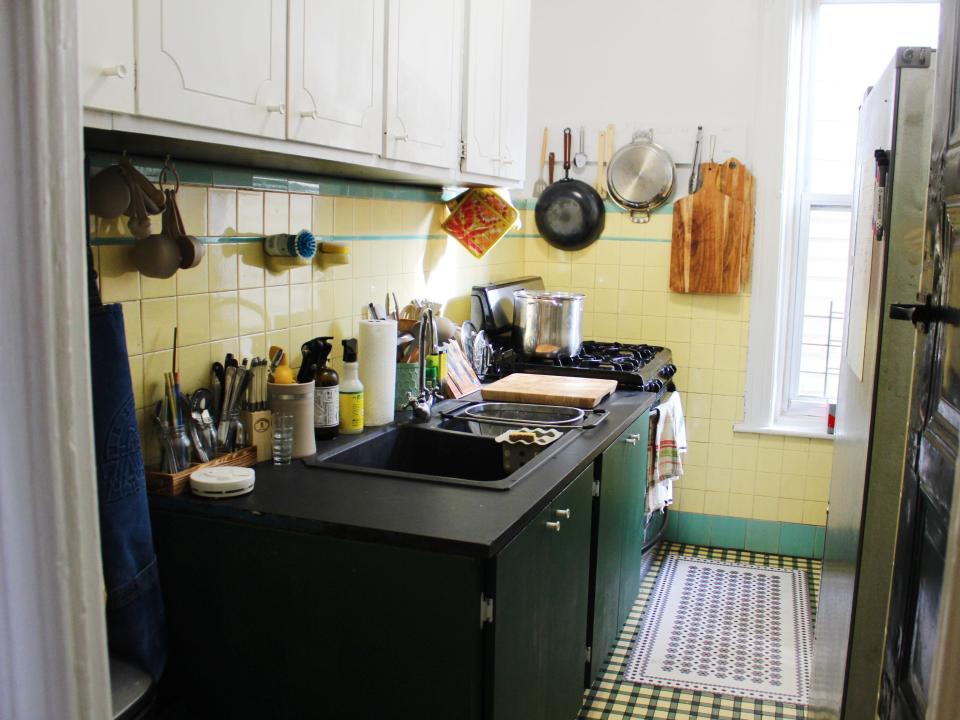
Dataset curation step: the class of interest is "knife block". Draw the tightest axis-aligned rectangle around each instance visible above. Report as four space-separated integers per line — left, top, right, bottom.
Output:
241 410 273 463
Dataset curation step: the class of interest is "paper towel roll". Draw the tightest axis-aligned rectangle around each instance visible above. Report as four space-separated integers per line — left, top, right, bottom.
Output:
359 318 398 426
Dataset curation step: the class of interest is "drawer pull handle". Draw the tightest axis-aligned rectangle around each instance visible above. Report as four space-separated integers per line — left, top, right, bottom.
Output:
545 521 561 533
625 436 639 446
555 508 571 519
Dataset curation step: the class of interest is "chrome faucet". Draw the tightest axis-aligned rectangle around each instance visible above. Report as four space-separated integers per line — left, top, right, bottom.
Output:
405 307 443 421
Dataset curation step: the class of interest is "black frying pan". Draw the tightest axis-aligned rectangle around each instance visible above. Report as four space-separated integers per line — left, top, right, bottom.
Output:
534 127 606 251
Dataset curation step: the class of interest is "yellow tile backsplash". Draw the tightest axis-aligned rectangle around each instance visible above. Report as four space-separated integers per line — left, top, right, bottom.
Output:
93 186 832 526
517 207 833 527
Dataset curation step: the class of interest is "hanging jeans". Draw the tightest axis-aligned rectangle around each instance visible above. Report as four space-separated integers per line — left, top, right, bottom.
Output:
89 303 167 681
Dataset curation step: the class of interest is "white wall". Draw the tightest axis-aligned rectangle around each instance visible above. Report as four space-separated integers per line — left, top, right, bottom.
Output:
522 0 782 198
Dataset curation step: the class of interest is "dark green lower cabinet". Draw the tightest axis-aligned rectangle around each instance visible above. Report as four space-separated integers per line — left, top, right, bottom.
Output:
151 513 484 719
150 417 649 720
588 412 651 680
489 466 592 720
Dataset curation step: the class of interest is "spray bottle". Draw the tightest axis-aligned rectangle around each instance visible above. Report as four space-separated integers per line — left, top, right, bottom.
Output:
339 339 364 434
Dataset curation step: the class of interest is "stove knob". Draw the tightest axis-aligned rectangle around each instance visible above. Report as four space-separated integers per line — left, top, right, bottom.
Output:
644 378 664 394
658 363 677 379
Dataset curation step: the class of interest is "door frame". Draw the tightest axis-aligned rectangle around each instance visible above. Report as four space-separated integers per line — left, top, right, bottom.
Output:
0 0 111 718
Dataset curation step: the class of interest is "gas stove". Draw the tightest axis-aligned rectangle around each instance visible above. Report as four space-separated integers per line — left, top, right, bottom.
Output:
485 341 677 395
471 277 678 397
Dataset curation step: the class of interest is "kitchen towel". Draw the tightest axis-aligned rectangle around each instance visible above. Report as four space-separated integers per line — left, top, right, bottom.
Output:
90 303 167 681
359 318 398 426
646 392 687 513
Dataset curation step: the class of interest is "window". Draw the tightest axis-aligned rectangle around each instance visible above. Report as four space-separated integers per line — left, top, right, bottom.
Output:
740 0 938 438
785 1 939 418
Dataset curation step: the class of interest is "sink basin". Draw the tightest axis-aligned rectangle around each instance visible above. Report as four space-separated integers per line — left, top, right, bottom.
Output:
306 423 575 490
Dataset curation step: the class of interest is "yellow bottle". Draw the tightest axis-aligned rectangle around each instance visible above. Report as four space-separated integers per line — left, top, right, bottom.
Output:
339 339 364 434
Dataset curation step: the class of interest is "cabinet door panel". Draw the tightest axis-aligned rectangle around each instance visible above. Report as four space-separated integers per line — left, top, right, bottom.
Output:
136 0 287 138
589 439 625 679
619 413 651 631
462 0 503 176
543 468 593 720
384 0 464 168
496 0 530 181
288 0 384 153
493 467 592 720
80 0 135 113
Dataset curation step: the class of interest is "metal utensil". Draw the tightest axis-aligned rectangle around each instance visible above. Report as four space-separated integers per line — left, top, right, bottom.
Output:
533 127 549 197
688 126 703 194
573 126 587 168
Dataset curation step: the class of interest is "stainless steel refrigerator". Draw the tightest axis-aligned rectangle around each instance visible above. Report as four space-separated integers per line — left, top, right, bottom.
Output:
810 47 936 720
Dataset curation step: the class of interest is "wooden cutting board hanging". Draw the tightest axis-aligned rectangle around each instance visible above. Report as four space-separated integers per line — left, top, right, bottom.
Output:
716 157 756 286
670 163 747 293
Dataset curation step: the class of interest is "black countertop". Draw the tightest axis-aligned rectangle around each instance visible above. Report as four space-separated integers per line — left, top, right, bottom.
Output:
149 390 657 558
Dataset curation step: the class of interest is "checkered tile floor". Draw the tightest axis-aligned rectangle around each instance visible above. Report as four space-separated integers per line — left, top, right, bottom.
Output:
580 542 821 720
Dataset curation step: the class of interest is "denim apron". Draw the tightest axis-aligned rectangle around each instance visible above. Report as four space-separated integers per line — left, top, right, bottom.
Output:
90 302 167 681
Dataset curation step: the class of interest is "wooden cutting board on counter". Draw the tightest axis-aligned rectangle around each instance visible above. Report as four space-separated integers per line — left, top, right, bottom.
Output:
670 159 755 294
480 373 618 409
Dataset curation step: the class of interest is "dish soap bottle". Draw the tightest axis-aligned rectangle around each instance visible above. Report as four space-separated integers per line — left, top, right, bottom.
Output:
310 336 339 440
339 339 364 435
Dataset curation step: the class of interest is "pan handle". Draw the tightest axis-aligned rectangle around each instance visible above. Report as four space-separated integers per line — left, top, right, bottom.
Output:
563 127 572 177
549 152 555 184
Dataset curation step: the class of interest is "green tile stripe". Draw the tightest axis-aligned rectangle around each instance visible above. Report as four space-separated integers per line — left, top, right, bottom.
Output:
514 232 671 243
663 510 825 559
513 197 675 215
87 233 470 246
87 152 446 203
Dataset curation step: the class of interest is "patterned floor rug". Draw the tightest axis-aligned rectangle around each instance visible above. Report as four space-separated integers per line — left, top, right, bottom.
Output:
623 554 812 705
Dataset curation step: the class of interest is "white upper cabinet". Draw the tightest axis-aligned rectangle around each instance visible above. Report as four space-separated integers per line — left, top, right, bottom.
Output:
135 0 288 139
497 0 531 181
462 1 504 177
384 0 465 168
287 0 384 153
462 0 530 181
80 0 135 113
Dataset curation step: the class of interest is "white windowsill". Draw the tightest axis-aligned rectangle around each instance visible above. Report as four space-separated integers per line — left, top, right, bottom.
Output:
733 422 834 441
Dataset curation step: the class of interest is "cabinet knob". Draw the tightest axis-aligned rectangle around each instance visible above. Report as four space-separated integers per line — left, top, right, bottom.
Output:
393 133 409 142
300 110 318 120
266 103 286 115
555 508 571 519
545 521 561 533
499 157 514 165
625 435 639 446
101 65 128 79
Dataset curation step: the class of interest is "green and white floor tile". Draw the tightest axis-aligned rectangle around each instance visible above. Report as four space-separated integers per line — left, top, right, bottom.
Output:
580 542 821 720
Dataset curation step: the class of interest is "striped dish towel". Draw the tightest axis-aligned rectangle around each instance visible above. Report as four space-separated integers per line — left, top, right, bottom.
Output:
647 393 687 513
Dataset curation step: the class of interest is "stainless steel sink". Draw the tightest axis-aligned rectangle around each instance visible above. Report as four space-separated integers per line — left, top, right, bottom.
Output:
305 421 576 490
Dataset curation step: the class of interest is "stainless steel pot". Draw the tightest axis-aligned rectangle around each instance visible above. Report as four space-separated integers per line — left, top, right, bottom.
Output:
606 130 675 224
512 290 584 358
